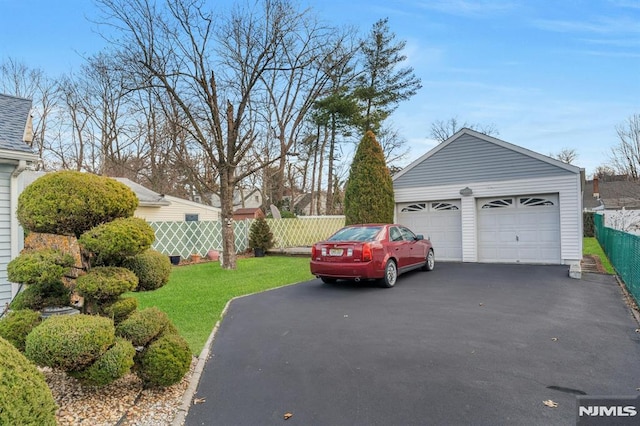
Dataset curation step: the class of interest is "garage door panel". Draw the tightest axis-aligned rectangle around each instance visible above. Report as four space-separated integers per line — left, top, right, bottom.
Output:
478 194 560 264
398 200 462 261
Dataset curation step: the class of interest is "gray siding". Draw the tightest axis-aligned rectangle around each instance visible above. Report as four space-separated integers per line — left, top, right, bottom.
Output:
0 164 12 308
394 134 574 189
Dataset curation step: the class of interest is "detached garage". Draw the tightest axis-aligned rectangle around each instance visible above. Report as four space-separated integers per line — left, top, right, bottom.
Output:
393 129 583 267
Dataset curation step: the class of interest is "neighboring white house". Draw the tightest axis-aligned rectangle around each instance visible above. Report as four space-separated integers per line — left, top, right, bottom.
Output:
112 178 221 222
0 94 38 309
393 128 583 267
583 176 640 234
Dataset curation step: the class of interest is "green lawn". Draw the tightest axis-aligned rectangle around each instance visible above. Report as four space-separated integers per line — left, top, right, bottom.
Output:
583 237 615 274
127 256 313 354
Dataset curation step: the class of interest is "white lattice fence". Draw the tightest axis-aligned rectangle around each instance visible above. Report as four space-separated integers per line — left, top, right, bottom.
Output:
150 221 223 258
150 216 345 257
266 216 345 248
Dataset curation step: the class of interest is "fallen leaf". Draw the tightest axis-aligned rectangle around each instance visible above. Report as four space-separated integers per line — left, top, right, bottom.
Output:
193 397 206 405
284 412 293 420
543 400 558 408
551 337 558 341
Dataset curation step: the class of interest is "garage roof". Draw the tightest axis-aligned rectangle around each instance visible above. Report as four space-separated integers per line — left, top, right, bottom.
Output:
394 128 582 189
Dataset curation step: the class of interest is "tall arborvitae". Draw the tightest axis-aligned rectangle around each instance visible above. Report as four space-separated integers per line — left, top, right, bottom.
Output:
344 131 394 225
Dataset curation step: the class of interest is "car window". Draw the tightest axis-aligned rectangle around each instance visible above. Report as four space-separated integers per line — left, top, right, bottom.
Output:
400 227 416 241
328 226 382 242
389 227 403 242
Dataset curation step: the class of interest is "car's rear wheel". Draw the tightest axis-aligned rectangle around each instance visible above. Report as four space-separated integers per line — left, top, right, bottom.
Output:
381 260 397 288
320 277 337 284
422 249 435 271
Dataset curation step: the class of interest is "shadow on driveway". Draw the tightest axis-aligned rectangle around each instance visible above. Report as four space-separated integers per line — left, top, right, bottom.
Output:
185 263 640 426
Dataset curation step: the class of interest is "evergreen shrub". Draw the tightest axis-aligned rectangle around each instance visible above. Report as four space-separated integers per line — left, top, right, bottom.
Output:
79 217 155 266
123 249 172 291
248 217 274 251
76 267 139 303
16 170 137 237
25 314 115 371
70 338 135 386
0 309 42 352
101 297 139 324
116 307 171 347
0 336 57 425
344 131 394 225
138 333 191 388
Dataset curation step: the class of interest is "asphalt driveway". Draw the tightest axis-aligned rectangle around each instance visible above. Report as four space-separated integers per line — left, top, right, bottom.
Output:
184 263 640 426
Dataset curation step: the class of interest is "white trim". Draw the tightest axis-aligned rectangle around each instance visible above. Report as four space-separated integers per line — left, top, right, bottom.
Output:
0 149 38 162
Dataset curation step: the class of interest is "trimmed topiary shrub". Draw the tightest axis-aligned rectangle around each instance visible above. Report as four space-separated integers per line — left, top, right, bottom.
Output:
6 249 75 310
8 283 70 311
344 130 394 225
70 338 136 386
0 309 42 352
25 314 115 371
16 171 138 238
138 333 191 388
123 249 172 291
101 297 139 324
115 307 172 347
79 217 156 266
0 336 57 425
7 249 74 286
76 267 138 303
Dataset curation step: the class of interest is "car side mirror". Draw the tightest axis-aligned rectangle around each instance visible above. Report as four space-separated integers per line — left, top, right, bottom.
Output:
416 234 424 240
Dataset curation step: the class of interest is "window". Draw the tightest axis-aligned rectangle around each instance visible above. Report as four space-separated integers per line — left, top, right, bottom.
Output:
520 197 554 207
185 213 199 222
432 202 459 211
400 227 417 241
481 199 513 209
401 203 426 212
389 227 403 242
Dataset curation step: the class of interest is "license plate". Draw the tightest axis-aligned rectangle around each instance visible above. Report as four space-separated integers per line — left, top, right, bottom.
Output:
329 248 343 256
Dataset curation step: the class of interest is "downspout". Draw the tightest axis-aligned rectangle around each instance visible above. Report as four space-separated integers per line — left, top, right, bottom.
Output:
7 159 29 313
11 159 27 177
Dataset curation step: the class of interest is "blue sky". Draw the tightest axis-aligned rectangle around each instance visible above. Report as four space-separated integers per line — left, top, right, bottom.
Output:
1 0 639 176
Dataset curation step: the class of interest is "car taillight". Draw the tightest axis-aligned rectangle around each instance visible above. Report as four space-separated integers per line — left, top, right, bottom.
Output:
362 243 372 261
311 246 317 258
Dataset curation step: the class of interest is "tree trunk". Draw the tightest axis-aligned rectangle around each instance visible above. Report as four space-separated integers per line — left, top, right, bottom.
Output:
219 165 237 270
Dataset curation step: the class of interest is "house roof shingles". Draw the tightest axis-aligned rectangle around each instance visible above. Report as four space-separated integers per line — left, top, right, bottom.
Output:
584 178 640 210
0 93 33 153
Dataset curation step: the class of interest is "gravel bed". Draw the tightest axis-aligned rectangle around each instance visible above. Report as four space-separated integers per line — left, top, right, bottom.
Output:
41 358 196 426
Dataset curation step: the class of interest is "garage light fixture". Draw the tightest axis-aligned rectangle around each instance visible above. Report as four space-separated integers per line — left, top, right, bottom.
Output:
459 187 473 196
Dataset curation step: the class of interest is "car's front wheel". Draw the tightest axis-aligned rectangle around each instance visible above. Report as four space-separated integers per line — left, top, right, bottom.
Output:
381 259 397 288
320 277 337 284
422 249 435 271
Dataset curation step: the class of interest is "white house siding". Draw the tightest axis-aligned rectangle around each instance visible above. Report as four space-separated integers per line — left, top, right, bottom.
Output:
137 195 221 222
0 164 13 308
394 174 583 265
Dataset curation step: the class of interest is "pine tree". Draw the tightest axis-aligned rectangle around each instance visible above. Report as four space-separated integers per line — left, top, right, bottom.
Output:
344 131 394 225
354 18 422 134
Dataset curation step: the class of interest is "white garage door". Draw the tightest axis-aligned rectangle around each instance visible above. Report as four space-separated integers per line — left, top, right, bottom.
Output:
477 194 560 264
398 200 462 261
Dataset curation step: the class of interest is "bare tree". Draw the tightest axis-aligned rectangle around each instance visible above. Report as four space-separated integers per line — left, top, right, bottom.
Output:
96 0 326 269
551 147 578 164
609 113 640 181
0 58 58 168
429 117 499 143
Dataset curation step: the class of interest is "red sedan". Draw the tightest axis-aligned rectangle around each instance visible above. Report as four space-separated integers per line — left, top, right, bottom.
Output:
310 224 435 288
